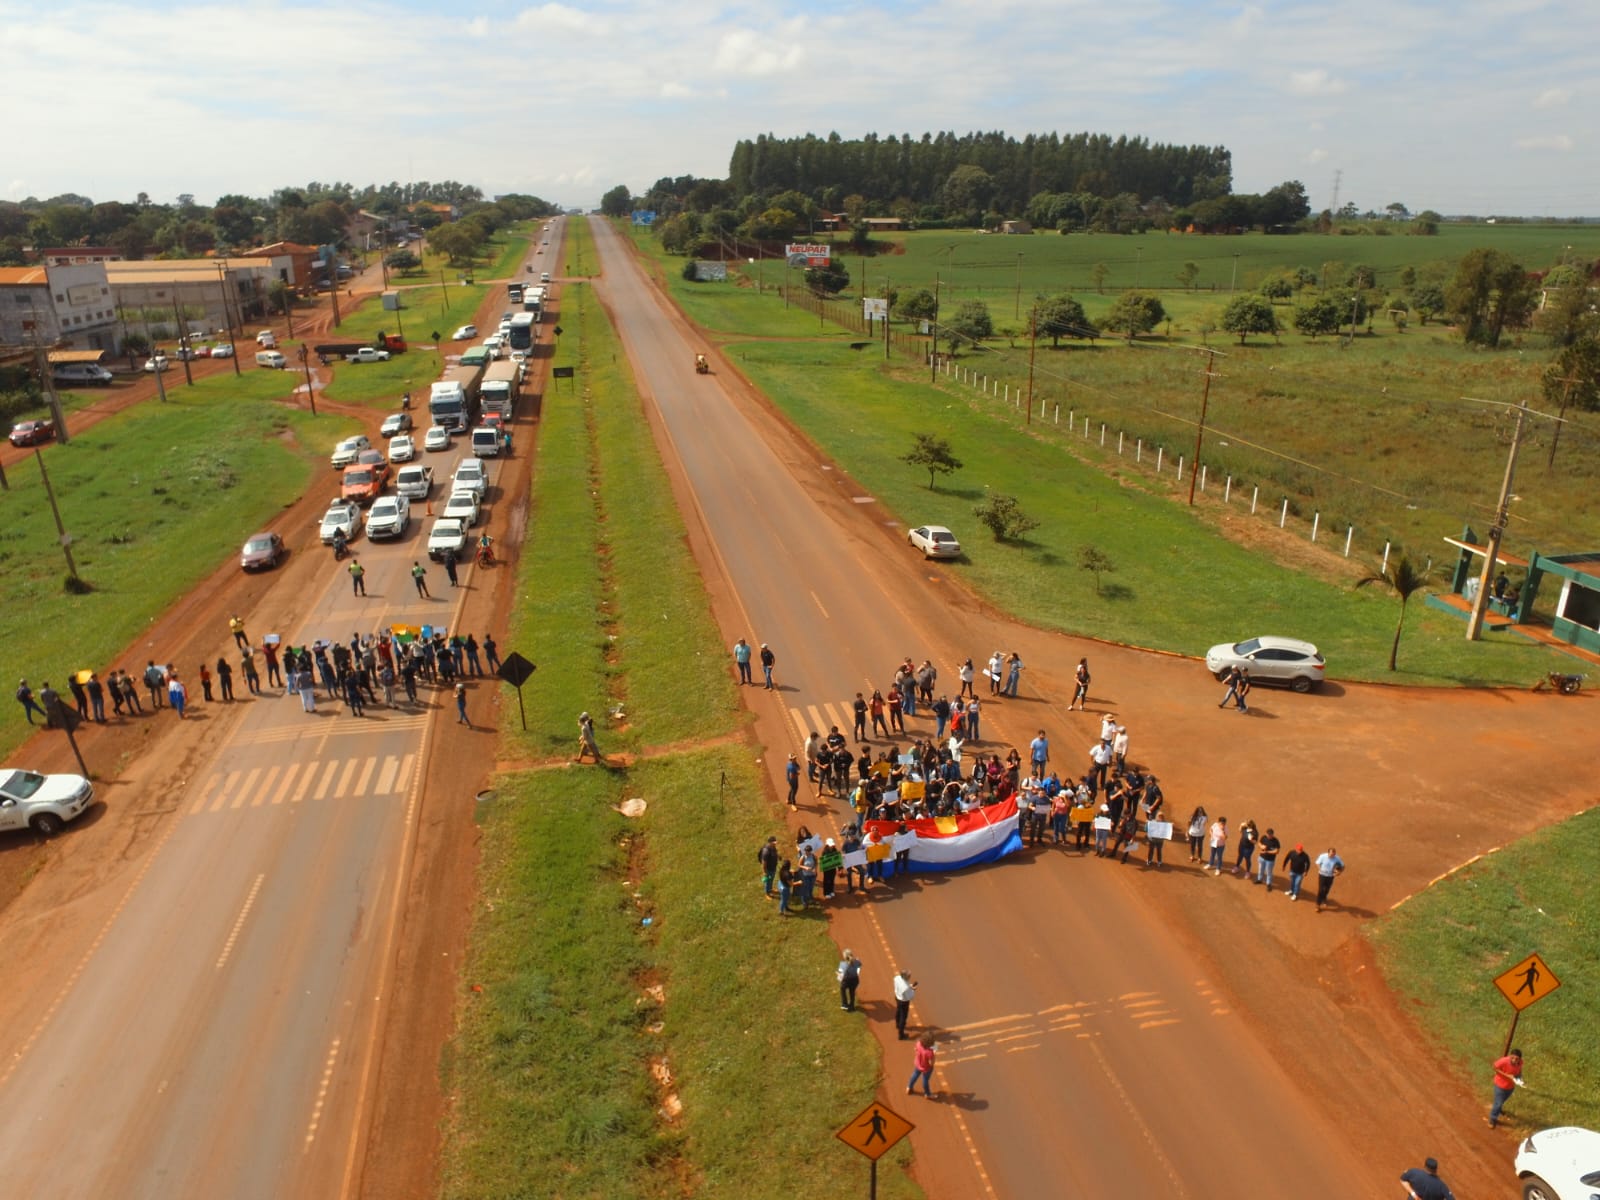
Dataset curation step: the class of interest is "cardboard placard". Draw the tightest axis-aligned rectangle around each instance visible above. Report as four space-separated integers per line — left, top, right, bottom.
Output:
842 849 867 869
1093 817 1113 831
865 842 893 862
1070 805 1097 823
1147 821 1174 841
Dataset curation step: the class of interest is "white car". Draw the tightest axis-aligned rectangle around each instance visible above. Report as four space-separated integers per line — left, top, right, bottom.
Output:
320 498 360 543
1515 1127 1600 1200
540 271 551 283
210 343 235 358
452 324 477 340
452 459 487 498
1204 636 1326 693
0 768 95 837
143 355 170 373
330 435 371 468
424 425 451 452
388 433 416 462
908 525 962 560
380 411 412 438
427 517 467 561
365 495 411 540
442 490 480 527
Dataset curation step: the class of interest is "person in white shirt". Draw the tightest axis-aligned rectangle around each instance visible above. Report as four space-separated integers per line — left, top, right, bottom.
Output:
1112 725 1129 770
893 971 918 1039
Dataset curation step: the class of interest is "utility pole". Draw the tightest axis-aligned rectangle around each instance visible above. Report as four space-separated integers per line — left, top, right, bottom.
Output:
297 345 318 416
1231 253 1239 293
1025 309 1038 426
1466 399 1529 641
1546 373 1581 468
27 316 69 446
172 292 194 386
1189 349 1221 505
34 446 81 584
215 261 241 376
930 271 941 382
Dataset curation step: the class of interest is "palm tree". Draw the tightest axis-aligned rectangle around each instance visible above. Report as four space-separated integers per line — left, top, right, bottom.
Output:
1355 555 1432 671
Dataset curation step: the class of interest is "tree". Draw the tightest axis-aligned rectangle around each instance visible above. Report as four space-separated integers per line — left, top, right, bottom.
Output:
902 433 963 490
940 164 994 221
1220 294 1278 344
1411 210 1442 235
1293 296 1343 338
385 249 420 272
805 259 850 295
1543 336 1600 465
1447 248 1536 346
1410 284 1446 324
944 300 993 353
428 221 481 266
1090 262 1110 293
600 185 633 218
1355 554 1432 671
1031 294 1094 347
1101 291 1165 341
1177 260 1200 290
1536 266 1597 347
1078 546 1116 596
1259 275 1295 302
973 493 1038 542
895 288 938 321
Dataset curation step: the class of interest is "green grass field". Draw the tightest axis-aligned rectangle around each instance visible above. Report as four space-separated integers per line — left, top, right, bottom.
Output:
440 218 918 1199
1370 807 1600 1134
0 372 348 759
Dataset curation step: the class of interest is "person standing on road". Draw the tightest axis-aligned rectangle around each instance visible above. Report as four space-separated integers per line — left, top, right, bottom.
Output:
16 679 48 725
1488 1048 1524 1128
1314 846 1345 911
1284 843 1312 901
819 837 842 899
119 670 143 714
1206 816 1229 874
853 693 869 742
85 673 107 723
732 638 752 684
758 836 779 897
482 633 500 673
347 556 366 596
343 671 365 717
144 661 167 709
263 642 282 688
241 650 262 696
1072 657 1091 709
893 971 917 1039
869 691 888 739
166 671 188 719
1186 806 1207 862
464 634 483 676
1400 1157 1456 1199
296 666 316 713
837 949 862 1012
957 658 975 698
67 675 90 722
987 650 1004 695
229 614 249 650
965 696 981 742
785 753 800 809
1218 665 1242 710
1029 730 1049 776
887 686 904 734
759 643 776 690
1234 668 1252 714
454 681 469 726
443 548 459 588
907 1034 937 1098
1003 652 1023 698
412 561 431 598
380 662 396 707
1233 819 1258 876
1256 827 1281 891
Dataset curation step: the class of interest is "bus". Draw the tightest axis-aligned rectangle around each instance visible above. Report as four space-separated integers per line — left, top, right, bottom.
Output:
508 311 537 352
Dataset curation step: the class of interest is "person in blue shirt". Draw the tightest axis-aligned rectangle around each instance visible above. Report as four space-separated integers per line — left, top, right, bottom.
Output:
732 638 752 684
1314 847 1346 912
1399 1157 1454 1199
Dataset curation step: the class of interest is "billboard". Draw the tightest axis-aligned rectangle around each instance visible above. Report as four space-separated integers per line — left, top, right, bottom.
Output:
862 298 888 320
785 243 830 267
631 210 657 226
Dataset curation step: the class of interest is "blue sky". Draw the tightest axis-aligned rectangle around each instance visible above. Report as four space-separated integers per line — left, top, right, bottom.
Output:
3 0 1593 214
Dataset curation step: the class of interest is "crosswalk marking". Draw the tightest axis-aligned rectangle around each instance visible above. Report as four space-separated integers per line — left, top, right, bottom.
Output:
251 766 280 808
185 753 419 818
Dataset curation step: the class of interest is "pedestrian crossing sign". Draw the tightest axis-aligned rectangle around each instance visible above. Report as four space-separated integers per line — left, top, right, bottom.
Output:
1494 952 1559 1012
837 1099 913 1161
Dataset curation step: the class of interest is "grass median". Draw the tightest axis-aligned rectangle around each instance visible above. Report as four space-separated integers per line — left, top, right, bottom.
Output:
439 218 919 1199
1370 807 1600 1134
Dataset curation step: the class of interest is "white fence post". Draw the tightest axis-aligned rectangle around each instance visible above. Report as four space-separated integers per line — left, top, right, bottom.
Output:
1344 526 1353 557
1200 465 1207 492
1224 476 1232 503
1137 439 1143 463
1311 512 1321 542
1156 447 1164 473
1279 497 1288 528
1053 404 1059 424
1251 486 1258 514
1177 455 1184 479
1382 541 1391 573
1100 424 1106 446
1118 431 1124 454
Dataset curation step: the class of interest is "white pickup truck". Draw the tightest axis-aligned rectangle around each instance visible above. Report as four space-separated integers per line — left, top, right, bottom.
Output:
347 347 391 363
395 464 434 500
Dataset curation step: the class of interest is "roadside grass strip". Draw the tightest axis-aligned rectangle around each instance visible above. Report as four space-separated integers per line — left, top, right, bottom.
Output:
1371 807 1600 1133
0 381 332 760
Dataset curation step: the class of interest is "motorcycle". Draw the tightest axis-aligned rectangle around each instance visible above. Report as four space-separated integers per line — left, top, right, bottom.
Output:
475 542 496 567
332 533 349 562
1533 671 1585 695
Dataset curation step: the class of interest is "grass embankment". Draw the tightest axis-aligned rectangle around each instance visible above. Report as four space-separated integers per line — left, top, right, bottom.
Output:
439 219 917 1200
1371 808 1600 1133
627 226 1560 686
316 280 491 408
636 225 1600 565
0 374 344 760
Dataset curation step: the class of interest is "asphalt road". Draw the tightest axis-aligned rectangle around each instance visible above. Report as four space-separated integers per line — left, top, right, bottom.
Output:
0 229 557 1199
589 217 1383 1196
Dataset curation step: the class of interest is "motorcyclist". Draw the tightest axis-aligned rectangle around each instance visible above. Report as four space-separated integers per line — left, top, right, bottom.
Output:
332 528 348 560
476 532 495 565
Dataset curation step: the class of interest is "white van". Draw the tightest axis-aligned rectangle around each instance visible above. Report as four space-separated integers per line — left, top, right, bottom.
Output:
470 426 502 458
52 363 114 386
255 350 287 369
255 330 277 348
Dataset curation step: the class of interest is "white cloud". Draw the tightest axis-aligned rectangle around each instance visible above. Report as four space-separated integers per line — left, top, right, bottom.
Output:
1516 134 1573 151
660 81 695 99
713 29 804 76
465 15 489 37
1533 87 1571 109
515 3 612 35
1287 69 1346 96
1307 148 1329 165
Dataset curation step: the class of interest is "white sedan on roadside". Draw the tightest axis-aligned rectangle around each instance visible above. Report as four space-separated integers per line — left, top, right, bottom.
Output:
388 433 416 462
908 525 961 560
424 425 451 452
452 324 477 340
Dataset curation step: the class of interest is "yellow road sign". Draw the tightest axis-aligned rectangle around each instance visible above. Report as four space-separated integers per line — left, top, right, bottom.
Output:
1495 952 1560 1012
837 1099 914 1161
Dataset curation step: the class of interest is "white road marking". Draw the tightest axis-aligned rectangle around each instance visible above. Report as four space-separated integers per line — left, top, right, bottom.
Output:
215 875 266 970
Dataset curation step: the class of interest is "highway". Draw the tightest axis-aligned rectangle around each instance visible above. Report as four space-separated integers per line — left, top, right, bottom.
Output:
0 226 561 1199
588 215 1382 1196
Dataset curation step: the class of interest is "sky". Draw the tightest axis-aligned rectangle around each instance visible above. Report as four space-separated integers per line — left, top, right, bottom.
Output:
3 0 1594 215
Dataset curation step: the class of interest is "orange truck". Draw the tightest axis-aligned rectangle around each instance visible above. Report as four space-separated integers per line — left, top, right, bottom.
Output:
341 462 391 505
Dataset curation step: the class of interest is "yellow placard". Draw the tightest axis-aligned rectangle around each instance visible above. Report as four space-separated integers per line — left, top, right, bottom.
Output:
1494 952 1560 1012
1070 805 1096 823
902 780 925 801
837 1099 914 1161
865 843 893 862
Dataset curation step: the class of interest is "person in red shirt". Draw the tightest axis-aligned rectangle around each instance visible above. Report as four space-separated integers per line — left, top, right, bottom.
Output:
1489 1048 1524 1127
